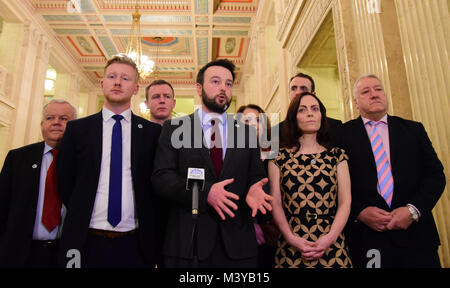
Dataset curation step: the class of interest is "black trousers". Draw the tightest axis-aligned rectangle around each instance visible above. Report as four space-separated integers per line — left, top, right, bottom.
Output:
82 231 146 268
164 232 257 268
26 240 59 268
350 244 441 268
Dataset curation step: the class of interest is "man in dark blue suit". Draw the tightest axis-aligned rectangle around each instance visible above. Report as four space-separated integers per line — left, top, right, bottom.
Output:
338 74 445 267
0 99 76 267
57 54 162 268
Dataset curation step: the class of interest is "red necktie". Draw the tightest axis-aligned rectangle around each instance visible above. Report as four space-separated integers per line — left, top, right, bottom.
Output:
42 149 62 232
210 119 223 177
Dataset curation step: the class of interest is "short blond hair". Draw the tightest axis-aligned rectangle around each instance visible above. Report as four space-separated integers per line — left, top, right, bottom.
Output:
104 53 140 82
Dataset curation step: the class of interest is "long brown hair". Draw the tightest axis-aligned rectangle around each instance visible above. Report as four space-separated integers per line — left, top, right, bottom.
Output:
281 92 331 151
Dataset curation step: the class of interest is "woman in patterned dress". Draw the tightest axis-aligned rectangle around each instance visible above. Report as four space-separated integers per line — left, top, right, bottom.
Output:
268 92 352 268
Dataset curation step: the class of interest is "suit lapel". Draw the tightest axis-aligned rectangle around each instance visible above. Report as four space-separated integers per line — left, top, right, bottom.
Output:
130 113 142 181
191 112 216 177
91 112 103 185
30 142 46 205
355 117 378 175
386 115 402 207
387 115 400 168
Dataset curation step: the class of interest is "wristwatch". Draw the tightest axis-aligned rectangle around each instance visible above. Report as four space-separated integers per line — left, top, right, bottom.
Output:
406 204 419 222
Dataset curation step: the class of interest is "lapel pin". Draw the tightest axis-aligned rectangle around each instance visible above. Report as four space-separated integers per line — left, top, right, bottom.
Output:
138 124 143 129
32 164 38 169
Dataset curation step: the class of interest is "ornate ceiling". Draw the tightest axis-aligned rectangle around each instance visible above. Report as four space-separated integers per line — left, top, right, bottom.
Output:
28 0 259 87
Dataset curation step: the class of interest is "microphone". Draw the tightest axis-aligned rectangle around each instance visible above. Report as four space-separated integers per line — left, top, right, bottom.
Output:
186 156 205 218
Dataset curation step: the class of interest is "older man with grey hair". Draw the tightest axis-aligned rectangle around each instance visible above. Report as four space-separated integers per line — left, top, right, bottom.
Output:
0 99 76 267
338 74 445 268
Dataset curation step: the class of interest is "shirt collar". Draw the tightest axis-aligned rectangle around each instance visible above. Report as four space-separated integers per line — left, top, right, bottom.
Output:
198 108 227 127
43 142 54 155
362 114 388 126
102 106 132 123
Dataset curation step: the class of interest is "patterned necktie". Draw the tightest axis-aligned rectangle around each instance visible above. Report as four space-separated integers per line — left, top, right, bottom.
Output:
108 114 123 227
42 149 61 232
368 121 394 207
210 119 223 177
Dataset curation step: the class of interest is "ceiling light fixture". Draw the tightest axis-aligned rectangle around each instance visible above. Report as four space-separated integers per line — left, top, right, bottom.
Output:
125 0 154 79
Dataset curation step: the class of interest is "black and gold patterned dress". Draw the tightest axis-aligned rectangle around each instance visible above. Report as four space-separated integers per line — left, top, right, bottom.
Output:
273 147 352 268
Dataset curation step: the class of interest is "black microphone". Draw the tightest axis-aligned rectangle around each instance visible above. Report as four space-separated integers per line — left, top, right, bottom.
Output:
186 156 205 219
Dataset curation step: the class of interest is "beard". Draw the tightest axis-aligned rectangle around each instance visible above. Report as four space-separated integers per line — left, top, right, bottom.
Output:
201 88 231 114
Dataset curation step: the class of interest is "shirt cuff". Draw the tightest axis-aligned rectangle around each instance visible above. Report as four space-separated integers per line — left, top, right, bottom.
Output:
407 203 421 218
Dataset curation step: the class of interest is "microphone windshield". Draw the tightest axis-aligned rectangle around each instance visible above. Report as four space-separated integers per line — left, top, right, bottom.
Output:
186 155 205 191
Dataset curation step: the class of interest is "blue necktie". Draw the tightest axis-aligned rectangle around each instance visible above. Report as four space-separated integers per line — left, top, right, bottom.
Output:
108 114 124 227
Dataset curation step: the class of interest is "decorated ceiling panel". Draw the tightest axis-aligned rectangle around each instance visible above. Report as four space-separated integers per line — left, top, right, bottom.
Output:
28 0 259 86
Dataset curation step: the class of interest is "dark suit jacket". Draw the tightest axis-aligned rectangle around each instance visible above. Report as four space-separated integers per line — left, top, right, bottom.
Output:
57 111 162 267
338 116 445 264
152 111 266 261
0 142 46 267
277 116 342 147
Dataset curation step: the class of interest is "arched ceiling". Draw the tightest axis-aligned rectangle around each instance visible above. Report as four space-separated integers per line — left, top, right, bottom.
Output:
27 0 259 87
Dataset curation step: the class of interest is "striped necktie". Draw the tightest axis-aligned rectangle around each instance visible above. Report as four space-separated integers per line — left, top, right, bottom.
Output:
368 121 394 207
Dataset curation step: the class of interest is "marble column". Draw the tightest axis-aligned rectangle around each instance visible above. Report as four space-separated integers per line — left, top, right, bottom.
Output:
10 23 41 148
24 34 51 144
87 90 99 116
54 72 81 110
395 0 450 267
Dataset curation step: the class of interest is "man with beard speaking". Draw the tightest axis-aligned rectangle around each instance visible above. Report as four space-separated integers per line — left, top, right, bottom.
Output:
152 59 273 268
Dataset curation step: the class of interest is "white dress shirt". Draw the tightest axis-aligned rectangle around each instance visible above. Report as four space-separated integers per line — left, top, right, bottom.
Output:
199 108 227 160
362 114 391 163
89 107 137 232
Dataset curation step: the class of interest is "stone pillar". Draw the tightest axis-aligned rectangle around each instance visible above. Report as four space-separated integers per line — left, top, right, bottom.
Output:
87 90 99 116
254 26 266 106
10 23 41 148
395 0 450 267
54 72 81 109
25 34 51 144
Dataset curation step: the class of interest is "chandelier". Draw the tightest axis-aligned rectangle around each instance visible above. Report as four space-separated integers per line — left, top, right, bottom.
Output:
152 36 163 79
126 0 154 79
